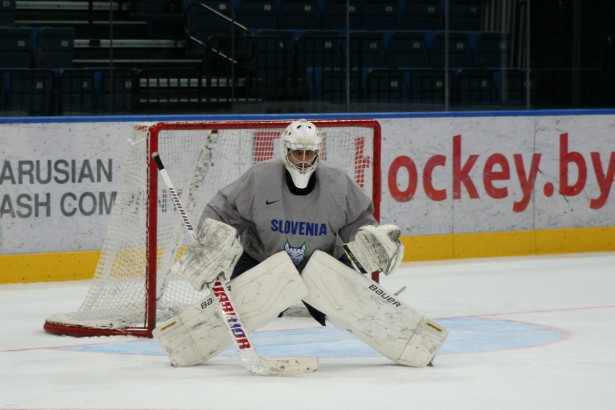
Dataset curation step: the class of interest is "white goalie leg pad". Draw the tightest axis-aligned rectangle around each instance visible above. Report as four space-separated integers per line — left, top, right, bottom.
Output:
169 218 243 291
302 251 448 367
154 251 307 367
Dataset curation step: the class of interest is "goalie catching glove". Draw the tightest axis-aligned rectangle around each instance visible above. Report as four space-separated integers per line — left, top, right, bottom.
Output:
345 224 404 275
169 218 243 291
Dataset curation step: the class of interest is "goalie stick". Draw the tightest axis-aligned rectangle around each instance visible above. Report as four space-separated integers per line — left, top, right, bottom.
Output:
343 243 370 274
152 152 318 376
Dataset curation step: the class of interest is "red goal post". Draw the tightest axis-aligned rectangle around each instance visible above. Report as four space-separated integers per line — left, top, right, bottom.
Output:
43 119 381 337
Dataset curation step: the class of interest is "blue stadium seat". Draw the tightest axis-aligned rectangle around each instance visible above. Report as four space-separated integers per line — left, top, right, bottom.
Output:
249 30 296 98
58 68 136 115
474 31 512 68
407 68 448 104
321 0 362 30
361 1 401 30
0 27 32 68
58 69 98 114
431 31 473 68
32 27 75 69
387 31 431 68
296 30 344 69
402 0 443 30
448 0 483 31
455 68 496 105
349 31 387 69
455 68 530 106
277 0 321 30
238 0 278 29
367 68 409 103
296 30 344 97
317 67 364 102
0 69 54 115
100 68 136 114
0 0 15 25
132 0 185 20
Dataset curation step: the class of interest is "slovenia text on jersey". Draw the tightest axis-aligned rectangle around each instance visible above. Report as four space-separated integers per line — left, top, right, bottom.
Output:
270 219 328 236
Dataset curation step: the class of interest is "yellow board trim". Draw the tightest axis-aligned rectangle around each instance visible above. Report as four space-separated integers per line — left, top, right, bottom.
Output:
1 226 614 283
0 251 100 283
402 226 615 261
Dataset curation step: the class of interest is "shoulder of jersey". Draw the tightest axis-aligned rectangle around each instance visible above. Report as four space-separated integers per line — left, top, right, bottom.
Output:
318 161 347 178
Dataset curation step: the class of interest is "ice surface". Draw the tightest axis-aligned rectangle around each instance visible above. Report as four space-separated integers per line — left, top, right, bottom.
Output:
1 252 614 410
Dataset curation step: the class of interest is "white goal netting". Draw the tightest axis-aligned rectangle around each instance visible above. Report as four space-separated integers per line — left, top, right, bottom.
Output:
44 120 380 336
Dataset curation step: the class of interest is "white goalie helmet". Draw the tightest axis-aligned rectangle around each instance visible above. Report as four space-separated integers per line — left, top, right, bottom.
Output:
280 119 323 189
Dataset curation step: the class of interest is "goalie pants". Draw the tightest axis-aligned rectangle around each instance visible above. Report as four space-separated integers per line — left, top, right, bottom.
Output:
231 251 355 326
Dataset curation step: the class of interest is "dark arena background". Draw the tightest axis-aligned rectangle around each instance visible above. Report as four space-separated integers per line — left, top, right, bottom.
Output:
0 0 613 116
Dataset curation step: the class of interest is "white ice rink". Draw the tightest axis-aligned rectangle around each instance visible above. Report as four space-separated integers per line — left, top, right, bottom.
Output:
1 252 614 410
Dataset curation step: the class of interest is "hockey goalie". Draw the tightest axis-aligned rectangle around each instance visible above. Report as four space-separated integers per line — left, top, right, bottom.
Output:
154 120 448 369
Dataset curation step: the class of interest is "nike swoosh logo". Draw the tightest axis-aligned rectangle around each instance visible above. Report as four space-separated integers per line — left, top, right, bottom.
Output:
265 200 280 205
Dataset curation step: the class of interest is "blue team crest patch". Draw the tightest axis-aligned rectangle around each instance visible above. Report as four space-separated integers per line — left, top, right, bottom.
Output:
284 241 306 266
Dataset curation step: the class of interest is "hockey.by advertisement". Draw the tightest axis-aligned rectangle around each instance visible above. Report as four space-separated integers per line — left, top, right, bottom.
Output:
379 114 615 235
387 133 614 212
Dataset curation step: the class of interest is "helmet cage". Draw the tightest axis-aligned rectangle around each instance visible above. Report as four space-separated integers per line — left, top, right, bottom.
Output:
283 141 321 173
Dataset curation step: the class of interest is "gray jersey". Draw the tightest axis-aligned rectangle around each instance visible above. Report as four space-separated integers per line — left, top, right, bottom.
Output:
199 159 376 267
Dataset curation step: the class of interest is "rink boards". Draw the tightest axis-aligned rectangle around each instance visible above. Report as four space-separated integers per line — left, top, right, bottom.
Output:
1 110 614 282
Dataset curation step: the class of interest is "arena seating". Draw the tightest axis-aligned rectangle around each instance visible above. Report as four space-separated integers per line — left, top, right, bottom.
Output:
1 0 534 115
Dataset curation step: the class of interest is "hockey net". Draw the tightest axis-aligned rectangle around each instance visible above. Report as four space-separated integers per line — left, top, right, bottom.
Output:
44 119 381 337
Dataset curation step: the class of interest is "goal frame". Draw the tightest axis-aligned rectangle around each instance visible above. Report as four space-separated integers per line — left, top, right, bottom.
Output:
43 119 381 338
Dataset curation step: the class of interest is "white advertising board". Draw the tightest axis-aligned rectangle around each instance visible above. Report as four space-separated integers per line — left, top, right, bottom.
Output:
0 122 131 254
1 113 614 254
380 114 615 234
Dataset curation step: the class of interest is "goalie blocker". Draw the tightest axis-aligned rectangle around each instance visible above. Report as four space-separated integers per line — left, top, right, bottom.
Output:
302 251 448 367
168 218 243 291
345 224 404 276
